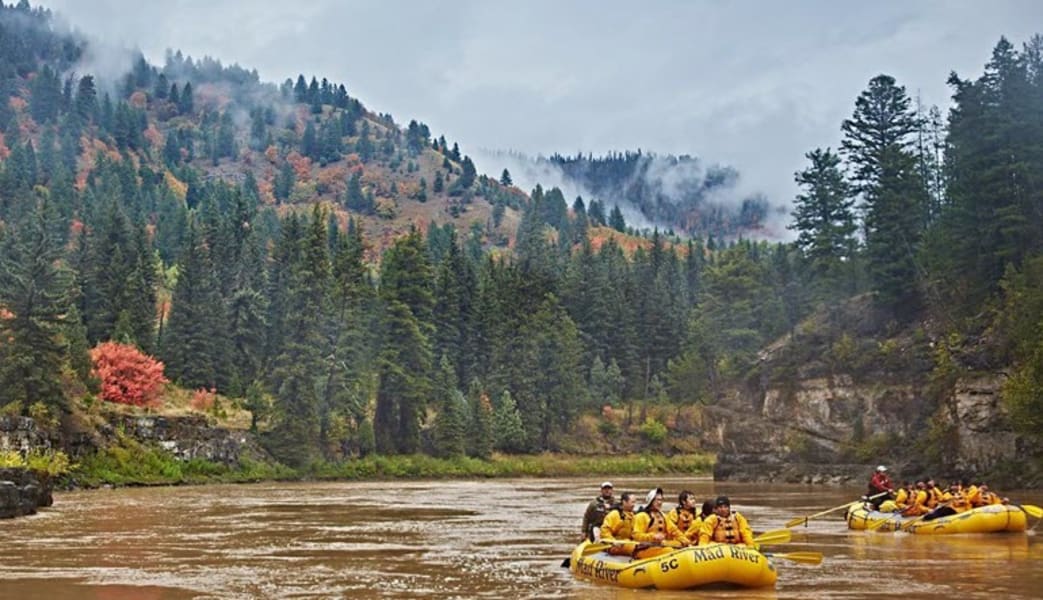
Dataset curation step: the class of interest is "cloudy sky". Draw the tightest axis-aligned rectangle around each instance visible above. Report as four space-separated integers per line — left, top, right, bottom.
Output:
39 0 1043 219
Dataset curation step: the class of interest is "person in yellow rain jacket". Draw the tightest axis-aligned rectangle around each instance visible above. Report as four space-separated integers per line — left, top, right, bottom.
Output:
962 480 982 507
880 481 911 512
666 491 701 541
901 481 930 517
976 483 1008 506
893 482 910 507
925 479 945 509
924 482 972 521
698 496 756 547
632 488 690 557
600 492 637 555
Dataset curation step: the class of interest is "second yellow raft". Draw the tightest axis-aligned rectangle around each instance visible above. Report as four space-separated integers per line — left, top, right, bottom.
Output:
569 541 777 589
846 503 1028 534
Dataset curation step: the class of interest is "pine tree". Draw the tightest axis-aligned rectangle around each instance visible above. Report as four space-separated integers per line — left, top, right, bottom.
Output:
0 201 73 411
790 147 857 292
841 74 927 315
608 204 626 232
179 82 194 114
466 378 493 459
268 207 331 461
373 227 435 454
161 223 228 389
500 168 513 187
321 222 375 457
432 355 467 457
492 390 525 453
926 37 1043 318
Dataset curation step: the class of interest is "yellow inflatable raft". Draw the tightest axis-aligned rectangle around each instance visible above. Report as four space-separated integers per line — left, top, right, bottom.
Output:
846 503 1028 534
569 541 777 589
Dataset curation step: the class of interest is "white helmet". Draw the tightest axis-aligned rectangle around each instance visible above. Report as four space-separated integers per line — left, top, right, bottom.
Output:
876 465 888 472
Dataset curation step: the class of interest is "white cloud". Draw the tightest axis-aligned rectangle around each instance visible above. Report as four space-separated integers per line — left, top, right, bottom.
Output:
38 0 1043 228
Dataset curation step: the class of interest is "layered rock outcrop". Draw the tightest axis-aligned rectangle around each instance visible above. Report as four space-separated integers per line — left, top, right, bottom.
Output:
0 467 52 518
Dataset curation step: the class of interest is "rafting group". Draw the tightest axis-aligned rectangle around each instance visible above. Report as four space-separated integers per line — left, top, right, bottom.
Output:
845 465 1040 534
567 482 813 590
568 474 1041 590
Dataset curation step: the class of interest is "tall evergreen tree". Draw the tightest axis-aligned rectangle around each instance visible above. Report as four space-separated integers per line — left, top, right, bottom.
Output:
790 148 858 292
0 201 73 411
161 223 228 389
926 37 1043 318
373 227 434 454
431 355 467 457
841 74 927 314
466 378 494 459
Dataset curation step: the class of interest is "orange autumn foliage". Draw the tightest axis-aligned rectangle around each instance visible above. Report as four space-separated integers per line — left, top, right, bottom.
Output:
129 91 148 108
317 165 347 195
190 388 217 411
90 341 168 407
257 176 276 205
286 151 311 180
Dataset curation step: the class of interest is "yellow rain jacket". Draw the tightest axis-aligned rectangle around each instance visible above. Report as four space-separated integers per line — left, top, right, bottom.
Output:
902 489 929 516
927 486 945 508
963 485 981 507
600 507 635 541
633 509 689 545
894 487 909 507
666 506 698 539
698 511 755 546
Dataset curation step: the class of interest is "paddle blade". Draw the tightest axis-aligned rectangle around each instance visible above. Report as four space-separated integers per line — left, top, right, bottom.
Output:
580 543 612 555
768 551 823 565
753 529 792 545
866 513 901 531
1020 504 1043 519
785 516 808 528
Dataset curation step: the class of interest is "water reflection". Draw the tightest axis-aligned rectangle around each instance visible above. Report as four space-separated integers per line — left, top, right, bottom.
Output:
0 479 1039 599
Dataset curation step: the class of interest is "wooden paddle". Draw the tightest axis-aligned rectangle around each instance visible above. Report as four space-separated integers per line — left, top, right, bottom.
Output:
785 492 889 528
765 551 824 565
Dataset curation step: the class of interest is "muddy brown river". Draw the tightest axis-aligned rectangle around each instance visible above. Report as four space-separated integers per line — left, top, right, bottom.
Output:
1 477 1041 599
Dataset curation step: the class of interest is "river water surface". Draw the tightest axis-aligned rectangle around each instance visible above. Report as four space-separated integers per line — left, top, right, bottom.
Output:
1 477 1041 599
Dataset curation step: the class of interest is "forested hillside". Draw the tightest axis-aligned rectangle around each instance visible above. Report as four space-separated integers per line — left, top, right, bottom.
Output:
1 1 1041 477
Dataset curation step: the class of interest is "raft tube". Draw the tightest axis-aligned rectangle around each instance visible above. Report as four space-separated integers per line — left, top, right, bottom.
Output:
569 541 777 589
846 503 1028 534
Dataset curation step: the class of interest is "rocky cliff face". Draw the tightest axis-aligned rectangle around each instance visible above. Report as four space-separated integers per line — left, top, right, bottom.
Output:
99 415 268 465
0 416 53 454
709 371 1039 487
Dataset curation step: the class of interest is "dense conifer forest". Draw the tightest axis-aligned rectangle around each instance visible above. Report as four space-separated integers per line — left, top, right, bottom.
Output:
1 1 1041 471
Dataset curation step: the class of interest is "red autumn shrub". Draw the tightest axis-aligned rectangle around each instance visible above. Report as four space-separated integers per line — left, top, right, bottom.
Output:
90 342 168 407
190 387 216 411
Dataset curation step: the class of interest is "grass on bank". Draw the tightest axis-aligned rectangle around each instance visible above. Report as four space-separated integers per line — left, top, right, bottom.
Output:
68 435 714 487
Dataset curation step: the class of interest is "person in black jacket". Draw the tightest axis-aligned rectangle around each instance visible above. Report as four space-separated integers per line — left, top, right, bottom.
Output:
581 482 615 541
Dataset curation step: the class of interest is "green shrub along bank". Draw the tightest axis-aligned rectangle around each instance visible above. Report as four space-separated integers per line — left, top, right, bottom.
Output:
69 439 714 488
71 436 295 487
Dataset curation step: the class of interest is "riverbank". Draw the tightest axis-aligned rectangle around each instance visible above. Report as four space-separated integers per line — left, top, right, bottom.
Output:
69 446 715 488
